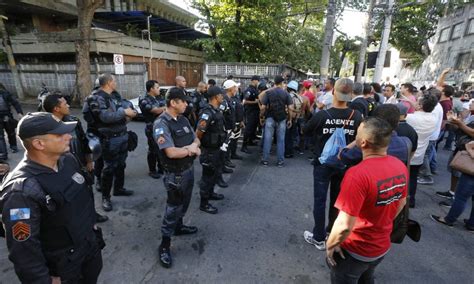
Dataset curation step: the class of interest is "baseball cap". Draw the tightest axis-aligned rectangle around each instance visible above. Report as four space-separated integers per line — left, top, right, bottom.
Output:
251 75 260 81
274 75 285 85
167 87 188 102
287 80 298 92
207 86 224 98
396 102 409 116
223 80 240 89
17 112 77 140
303 80 312 88
334 78 354 102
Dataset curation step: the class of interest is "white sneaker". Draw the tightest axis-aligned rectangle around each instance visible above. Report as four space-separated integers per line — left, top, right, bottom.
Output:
303 230 326 250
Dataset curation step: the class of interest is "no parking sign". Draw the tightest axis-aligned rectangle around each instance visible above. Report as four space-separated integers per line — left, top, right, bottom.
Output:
114 54 124 75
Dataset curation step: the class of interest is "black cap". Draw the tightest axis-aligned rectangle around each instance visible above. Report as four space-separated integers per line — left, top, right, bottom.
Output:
251 75 260 81
208 79 216 86
274 75 285 85
167 87 188 102
207 86 224 98
17 112 77 140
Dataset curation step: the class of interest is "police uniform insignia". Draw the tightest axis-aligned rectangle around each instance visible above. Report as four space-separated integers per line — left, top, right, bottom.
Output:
219 105 225 111
10 208 30 221
155 128 164 136
157 136 166 145
183 126 190 133
199 120 207 129
201 113 209 120
12 221 31 242
72 172 85 184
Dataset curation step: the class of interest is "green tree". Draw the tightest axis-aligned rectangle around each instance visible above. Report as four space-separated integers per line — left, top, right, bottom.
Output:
191 0 326 71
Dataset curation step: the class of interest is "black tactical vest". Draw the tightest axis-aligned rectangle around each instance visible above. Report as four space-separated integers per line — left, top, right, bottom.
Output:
200 106 227 149
2 155 95 250
0 92 9 113
158 115 196 173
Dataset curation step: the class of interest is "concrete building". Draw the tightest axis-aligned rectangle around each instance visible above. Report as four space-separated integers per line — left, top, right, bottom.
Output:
397 4 474 89
0 0 207 98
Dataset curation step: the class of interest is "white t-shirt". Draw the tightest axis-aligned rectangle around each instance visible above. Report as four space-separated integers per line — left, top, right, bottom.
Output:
318 91 333 110
428 103 443 141
406 111 437 165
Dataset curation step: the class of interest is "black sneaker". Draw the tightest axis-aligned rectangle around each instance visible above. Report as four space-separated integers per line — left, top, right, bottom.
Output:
95 213 109 223
158 245 172 268
209 192 224 200
260 160 269 166
277 161 284 168
102 198 113 212
225 161 236 168
148 171 162 179
430 215 453 227
436 191 454 199
439 200 452 208
217 178 228 188
200 203 218 214
113 188 134 196
464 219 474 232
174 225 198 236
223 166 234 174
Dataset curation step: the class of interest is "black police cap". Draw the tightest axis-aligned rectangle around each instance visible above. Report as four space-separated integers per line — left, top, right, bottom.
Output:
167 87 188 102
17 112 77 140
207 86 224 98
251 75 260 81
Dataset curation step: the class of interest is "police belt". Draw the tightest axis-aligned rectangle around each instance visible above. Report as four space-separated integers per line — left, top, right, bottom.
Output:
98 129 127 138
162 158 194 174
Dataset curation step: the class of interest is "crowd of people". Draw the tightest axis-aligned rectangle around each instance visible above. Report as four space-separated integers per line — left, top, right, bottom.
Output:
0 68 473 283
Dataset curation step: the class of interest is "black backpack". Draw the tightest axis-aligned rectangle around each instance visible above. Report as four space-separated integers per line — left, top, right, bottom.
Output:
266 90 287 122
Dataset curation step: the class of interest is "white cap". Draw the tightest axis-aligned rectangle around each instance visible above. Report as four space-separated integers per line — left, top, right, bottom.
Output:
223 80 240 89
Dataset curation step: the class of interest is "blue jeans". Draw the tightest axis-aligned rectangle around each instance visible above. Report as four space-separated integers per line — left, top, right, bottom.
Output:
312 164 343 242
262 117 286 163
445 173 474 226
419 140 436 178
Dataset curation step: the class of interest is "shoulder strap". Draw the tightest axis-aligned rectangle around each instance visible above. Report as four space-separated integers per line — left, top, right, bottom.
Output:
342 110 355 129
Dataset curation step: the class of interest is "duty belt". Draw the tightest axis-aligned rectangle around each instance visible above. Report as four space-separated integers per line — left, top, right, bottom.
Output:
98 129 127 138
163 162 193 174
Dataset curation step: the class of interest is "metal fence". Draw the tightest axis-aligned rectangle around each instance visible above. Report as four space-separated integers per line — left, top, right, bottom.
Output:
0 63 148 100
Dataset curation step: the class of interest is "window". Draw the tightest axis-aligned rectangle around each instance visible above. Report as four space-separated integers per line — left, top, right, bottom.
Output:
467 18 474 35
455 52 472 70
438 27 450 42
451 22 463 39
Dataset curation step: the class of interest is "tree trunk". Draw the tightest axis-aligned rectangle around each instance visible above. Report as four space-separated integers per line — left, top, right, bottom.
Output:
355 0 375 83
320 0 336 80
75 0 103 102
335 50 346 77
234 0 243 61
202 4 223 55
373 0 394 84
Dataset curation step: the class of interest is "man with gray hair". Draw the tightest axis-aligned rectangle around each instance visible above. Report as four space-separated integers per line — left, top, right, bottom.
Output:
349 82 369 117
303 78 363 251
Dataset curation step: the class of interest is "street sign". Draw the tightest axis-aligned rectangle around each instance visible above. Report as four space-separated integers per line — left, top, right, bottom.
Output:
114 54 124 75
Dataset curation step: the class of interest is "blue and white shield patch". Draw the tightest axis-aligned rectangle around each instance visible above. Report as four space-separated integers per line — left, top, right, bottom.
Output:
201 113 209 120
10 208 31 221
154 128 164 136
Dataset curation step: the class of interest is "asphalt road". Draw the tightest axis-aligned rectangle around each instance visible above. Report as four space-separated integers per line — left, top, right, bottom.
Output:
1 107 473 283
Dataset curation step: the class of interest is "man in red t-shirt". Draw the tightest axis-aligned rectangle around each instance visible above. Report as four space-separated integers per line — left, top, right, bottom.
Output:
302 81 315 108
326 117 408 283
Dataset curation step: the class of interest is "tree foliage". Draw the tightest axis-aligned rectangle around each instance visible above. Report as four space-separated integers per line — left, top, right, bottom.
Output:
191 0 327 72
373 0 467 67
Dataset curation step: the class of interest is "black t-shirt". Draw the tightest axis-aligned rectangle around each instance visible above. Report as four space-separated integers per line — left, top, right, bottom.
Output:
304 107 363 158
396 120 418 153
349 97 369 117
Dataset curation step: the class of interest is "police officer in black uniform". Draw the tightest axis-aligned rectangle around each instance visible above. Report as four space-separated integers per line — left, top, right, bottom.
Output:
0 112 104 283
226 81 245 160
0 84 23 160
139 80 166 179
86 73 137 211
153 88 200 268
43 93 108 223
220 83 236 173
241 76 260 153
189 81 209 128
196 86 228 214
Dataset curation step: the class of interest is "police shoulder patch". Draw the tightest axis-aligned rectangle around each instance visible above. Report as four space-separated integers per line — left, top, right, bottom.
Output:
12 221 31 242
157 136 166 145
154 127 164 136
201 113 209 120
10 208 30 221
72 172 85 184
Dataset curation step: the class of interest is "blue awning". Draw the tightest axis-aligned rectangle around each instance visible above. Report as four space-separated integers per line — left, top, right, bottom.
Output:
94 11 209 41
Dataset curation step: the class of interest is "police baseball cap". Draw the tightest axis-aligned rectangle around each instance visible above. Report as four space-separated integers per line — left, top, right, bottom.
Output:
334 78 354 102
17 112 77 140
274 75 285 85
167 87 188 102
251 75 260 81
207 86 224 98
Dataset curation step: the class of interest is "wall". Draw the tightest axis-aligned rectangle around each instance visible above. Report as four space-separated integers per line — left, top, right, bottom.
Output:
0 63 147 100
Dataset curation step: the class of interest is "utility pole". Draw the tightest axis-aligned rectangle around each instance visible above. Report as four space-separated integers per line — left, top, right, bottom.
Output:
147 15 153 79
320 0 336 80
0 15 24 99
373 0 394 84
355 0 376 83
